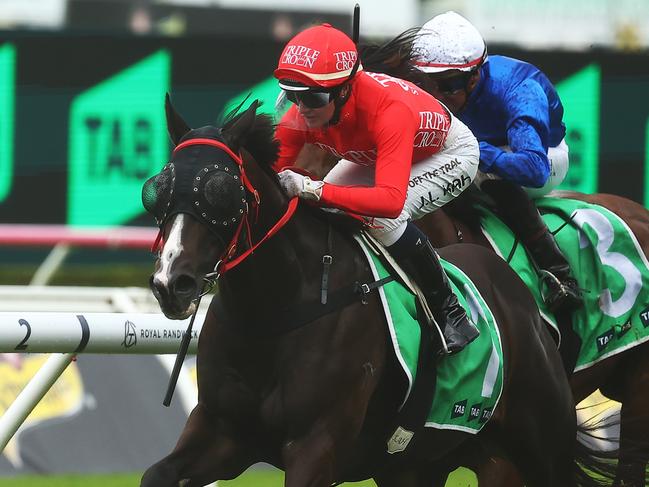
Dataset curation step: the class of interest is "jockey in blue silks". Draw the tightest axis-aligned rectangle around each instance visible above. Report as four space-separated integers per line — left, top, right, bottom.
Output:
412 11 582 313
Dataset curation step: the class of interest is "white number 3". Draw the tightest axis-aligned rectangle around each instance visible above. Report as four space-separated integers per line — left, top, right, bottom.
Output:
572 209 642 318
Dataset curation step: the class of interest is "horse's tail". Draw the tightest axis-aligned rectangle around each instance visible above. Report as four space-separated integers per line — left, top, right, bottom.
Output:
573 420 619 487
358 27 431 90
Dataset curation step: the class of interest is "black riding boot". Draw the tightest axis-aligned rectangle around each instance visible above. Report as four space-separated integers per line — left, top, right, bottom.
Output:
481 179 582 313
388 223 480 355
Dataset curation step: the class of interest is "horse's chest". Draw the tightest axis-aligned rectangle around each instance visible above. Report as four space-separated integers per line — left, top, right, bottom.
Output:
257 382 311 431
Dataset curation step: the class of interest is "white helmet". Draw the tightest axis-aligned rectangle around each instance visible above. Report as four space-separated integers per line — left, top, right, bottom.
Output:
413 11 487 73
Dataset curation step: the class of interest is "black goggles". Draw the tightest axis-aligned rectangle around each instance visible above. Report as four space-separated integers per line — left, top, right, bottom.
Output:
433 73 472 95
284 88 340 109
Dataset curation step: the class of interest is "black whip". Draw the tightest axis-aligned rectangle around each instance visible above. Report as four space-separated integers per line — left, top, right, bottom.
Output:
162 294 203 407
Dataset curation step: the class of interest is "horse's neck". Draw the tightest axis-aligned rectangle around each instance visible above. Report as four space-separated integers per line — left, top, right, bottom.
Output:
221 172 332 315
220 216 332 330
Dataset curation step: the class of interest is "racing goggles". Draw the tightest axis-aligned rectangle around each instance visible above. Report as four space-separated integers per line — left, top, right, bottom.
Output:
283 87 340 109
432 73 472 95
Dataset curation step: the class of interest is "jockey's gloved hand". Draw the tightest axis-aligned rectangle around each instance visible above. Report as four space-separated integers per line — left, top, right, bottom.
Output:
277 169 324 201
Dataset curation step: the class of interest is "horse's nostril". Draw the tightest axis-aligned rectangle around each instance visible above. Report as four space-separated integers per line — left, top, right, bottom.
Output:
173 275 198 297
149 275 165 300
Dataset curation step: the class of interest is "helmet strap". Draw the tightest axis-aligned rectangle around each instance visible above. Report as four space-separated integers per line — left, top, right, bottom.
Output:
455 69 481 112
327 54 360 126
328 82 352 126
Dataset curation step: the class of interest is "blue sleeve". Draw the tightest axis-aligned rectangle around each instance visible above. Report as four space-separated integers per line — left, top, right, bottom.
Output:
478 79 551 188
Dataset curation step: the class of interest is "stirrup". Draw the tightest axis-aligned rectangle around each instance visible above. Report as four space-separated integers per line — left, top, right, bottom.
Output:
539 270 582 313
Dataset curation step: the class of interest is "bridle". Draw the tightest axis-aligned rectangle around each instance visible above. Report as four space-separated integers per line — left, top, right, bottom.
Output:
153 137 300 294
158 136 299 406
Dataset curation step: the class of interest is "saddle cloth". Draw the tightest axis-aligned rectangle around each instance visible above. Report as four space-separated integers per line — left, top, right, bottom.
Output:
478 197 649 372
354 235 504 434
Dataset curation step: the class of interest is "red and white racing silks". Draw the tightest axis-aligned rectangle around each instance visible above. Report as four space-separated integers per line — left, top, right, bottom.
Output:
274 71 452 218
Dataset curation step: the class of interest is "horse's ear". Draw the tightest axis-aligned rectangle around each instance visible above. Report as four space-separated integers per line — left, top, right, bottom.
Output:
165 93 191 146
222 100 259 151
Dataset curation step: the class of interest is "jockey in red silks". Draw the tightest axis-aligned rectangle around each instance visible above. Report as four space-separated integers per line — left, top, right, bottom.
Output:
273 23 481 355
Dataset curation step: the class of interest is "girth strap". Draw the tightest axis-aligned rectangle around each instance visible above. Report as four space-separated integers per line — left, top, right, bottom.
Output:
252 275 396 337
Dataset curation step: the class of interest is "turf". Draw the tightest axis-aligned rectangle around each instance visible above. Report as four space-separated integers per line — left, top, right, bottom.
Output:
0 467 476 486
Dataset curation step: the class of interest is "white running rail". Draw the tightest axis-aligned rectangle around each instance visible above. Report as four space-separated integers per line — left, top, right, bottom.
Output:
0 286 209 455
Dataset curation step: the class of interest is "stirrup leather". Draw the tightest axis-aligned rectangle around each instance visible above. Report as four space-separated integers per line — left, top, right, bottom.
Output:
415 288 450 355
357 232 451 354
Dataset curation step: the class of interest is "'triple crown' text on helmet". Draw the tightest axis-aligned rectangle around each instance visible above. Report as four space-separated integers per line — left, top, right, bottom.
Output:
274 23 361 90
412 11 487 74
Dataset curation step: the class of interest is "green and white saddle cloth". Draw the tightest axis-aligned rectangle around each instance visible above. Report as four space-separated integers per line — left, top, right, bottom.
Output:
478 197 649 372
355 237 504 434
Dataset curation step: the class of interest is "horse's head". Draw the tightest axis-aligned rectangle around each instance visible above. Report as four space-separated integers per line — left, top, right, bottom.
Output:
142 95 279 319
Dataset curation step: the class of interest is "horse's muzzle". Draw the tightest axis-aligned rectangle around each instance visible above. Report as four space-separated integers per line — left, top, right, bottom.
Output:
150 273 199 320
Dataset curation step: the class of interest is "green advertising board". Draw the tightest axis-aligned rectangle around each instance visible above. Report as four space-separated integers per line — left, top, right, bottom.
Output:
0 44 15 204
1 35 648 226
221 75 283 121
68 50 170 226
645 118 649 207
556 64 600 193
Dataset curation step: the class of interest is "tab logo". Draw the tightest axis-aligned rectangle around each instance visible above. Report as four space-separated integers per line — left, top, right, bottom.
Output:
639 306 649 328
68 50 170 225
468 403 482 422
596 328 615 352
452 399 467 419
480 407 493 423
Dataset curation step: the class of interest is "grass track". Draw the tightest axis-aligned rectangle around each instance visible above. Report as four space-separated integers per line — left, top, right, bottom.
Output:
0 468 476 486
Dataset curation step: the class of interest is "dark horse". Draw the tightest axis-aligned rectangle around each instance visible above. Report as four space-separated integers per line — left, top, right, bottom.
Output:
140 98 614 487
416 192 649 487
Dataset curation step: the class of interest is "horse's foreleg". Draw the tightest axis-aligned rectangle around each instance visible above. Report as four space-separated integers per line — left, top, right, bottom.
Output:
282 423 338 487
494 336 579 487
281 367 380 487
140 403 252 487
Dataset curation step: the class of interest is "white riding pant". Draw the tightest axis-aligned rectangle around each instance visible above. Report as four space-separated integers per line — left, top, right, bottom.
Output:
474 139 569 200
324 116 479 246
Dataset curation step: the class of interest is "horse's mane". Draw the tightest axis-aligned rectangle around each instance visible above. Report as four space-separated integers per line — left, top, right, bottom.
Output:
221 102 280 170
359 27 432 91
220 102 364 233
